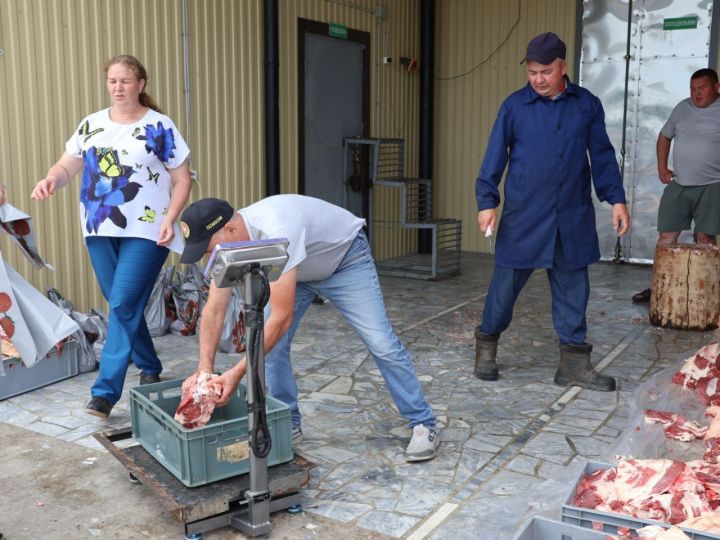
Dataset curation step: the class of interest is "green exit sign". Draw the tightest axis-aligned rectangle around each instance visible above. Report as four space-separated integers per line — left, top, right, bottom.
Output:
329 22 348 39
663 16 698 30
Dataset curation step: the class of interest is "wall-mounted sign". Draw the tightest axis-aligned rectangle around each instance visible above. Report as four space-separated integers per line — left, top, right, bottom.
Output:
663 16 698 30
329 22 348 39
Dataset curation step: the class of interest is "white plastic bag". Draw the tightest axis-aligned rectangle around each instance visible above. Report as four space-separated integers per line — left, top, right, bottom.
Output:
46 288 106 373
0 255 79 368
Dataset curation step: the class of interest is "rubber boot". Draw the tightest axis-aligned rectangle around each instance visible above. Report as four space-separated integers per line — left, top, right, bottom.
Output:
553 343 616 392
474 328 499 381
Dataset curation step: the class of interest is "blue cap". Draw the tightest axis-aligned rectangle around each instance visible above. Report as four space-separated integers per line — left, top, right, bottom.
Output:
523 32 566 64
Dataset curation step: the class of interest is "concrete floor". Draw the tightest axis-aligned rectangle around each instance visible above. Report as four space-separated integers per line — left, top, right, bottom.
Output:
1 252 717 539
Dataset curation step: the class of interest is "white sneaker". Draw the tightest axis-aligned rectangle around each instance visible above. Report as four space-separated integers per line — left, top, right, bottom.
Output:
292 425 303 445
405 424 439 462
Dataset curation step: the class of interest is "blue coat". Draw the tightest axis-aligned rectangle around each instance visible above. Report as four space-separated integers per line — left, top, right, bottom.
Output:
475 79 627 270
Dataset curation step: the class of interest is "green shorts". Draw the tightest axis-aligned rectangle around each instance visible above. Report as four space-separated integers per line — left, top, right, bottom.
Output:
657 180 720 234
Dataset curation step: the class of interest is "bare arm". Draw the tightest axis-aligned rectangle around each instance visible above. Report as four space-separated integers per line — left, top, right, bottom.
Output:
657 133 673 184
197 281 233 374
31 154 83 200
157 160 192 246
0 185 6 206
209 268 298 405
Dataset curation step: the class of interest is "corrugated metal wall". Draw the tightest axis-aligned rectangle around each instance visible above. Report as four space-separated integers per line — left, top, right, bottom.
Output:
187 0 265 207
434 0 578 254
4 0 715 311
278 0 420 261
0 0 188 312
0 0 267 312
0 0 420 311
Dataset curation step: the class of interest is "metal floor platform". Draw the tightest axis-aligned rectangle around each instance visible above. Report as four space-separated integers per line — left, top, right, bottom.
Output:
93 427 314 536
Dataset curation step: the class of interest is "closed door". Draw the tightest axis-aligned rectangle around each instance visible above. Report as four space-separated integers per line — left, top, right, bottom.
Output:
299 20 370 221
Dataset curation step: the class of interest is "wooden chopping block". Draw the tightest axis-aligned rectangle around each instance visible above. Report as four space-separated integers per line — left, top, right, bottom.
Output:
650 243 720 331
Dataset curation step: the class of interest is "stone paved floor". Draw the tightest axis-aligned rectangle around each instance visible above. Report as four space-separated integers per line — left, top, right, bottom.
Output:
1 252 718 539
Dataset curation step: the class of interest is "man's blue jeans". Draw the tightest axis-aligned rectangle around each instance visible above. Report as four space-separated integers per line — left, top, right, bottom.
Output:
87 237 169 403
480 233 590 345
265 232 435 430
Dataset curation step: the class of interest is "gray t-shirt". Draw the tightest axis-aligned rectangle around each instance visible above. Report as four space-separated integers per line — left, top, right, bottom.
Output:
238 194 365 282
661 97 720 186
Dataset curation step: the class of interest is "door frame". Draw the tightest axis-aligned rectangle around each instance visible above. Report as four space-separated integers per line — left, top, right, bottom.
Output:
297 18 371 208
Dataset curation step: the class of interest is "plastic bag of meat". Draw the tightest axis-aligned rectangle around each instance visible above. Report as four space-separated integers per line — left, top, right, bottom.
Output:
604 345 719 464
145 266 174 337
219 287 245 354
175 372 220 429
169 264 209 336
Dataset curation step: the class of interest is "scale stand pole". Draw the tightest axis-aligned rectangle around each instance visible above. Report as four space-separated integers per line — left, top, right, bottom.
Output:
232 268 271 536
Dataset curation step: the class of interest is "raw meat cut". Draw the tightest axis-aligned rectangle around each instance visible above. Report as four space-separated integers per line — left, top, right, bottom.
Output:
572 458 711 525
644 409 708 441
636 526 690 539
174 372 220 429
703 407 720 464
679 510 720 532
673 343 720 388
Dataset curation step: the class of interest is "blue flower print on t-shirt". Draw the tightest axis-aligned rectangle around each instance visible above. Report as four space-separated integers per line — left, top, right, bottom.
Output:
137 121 176 163
80 146 142 233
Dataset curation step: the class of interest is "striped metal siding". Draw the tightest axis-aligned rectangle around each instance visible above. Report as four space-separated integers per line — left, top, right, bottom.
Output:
434 0 578 254
0 0 265 312
187 0 265 209
277 0 420 261
0 0 187 311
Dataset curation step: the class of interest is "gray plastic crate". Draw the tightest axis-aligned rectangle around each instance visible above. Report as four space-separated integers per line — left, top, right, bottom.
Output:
512 516 608 540
129 378 293 487
562 461 720 539
0 339 80 401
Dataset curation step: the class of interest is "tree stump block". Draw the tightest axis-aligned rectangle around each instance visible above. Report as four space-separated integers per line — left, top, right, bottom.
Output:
649 243 720 331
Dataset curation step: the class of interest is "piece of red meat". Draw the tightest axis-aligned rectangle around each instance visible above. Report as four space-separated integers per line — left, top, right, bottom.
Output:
645 409 708 441
174 372 221 429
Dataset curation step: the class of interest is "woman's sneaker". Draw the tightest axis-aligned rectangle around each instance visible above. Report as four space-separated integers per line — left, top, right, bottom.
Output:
405 424 439 462
85 396 113 418
292 425 303 445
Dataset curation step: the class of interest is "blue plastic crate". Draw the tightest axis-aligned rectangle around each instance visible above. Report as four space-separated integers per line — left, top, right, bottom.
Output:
562 461 720 540
129 378 293 487
0 339 80 401
512 516 608 540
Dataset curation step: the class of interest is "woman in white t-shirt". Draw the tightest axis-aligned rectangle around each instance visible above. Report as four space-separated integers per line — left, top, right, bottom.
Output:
31 55 192 418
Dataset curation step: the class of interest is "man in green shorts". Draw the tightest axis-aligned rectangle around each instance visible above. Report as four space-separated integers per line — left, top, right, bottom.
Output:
632 68 720 303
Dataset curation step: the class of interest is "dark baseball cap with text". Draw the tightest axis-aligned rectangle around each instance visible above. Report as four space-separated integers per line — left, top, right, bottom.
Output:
179 198 235 264
523 32 566 65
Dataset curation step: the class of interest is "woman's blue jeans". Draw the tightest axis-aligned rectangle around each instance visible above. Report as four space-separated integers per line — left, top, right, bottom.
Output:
265 232 435 430
86 237 169 403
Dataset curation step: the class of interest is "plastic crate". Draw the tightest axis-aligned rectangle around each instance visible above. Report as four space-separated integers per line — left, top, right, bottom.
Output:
562 461 720 539
512 516 609 540
0 339 80 401
129 378 293 487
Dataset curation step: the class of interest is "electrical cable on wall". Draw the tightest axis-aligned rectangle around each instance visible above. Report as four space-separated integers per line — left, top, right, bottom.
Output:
324 0 376 15
435 0 522 81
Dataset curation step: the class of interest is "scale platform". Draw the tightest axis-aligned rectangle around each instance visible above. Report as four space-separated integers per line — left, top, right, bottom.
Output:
94 427 314 538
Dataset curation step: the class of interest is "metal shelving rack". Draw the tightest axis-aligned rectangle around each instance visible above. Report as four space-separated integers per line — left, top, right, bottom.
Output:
343 137 461 280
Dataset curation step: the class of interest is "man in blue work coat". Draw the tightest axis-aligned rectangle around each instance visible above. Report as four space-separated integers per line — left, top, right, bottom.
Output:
473 32 631 391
